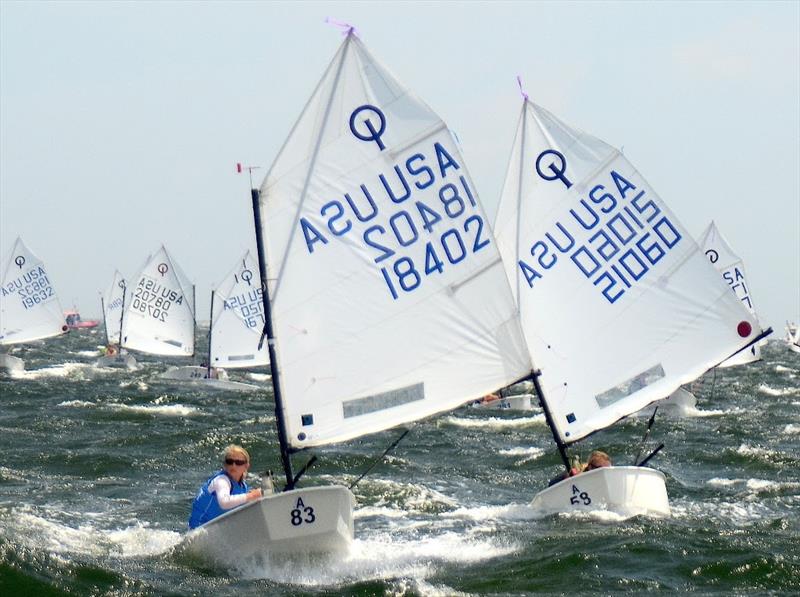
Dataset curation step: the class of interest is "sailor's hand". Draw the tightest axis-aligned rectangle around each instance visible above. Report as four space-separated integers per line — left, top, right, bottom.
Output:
246 488 263 501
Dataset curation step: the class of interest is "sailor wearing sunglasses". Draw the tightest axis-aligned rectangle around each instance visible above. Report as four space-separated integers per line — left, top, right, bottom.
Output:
188 444 263 529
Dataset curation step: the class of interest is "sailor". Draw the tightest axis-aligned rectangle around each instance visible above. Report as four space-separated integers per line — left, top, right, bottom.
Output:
547 450 612 487
188 445 263 529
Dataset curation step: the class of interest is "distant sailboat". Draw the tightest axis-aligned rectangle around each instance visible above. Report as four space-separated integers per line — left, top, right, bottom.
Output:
698 221 763 366
121 245 196 359
95 270 138 369
182 30 532 567
492 95 770 518
159 252 266 391
786 321 800 353
0 237 68 373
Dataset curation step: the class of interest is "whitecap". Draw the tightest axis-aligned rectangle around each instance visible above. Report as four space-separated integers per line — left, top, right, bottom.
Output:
498 446 545 464
247 372 271 382
439 414 545 429
757 383 798 396
234 531 517 585
106 403 200 417
13 362 90 380
783 423 800 434
58 400 96 408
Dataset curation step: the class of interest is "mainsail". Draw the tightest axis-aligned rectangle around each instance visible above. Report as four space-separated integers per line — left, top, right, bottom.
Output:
209 251 270 368
0 237 67 345
257 33 531 449
102 270 127 347
121 246 195 356
493 99 765 445
698 221 761 366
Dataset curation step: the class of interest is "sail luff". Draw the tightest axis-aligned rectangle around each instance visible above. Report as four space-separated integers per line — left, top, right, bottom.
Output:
251 187 295 488
267 35 352 307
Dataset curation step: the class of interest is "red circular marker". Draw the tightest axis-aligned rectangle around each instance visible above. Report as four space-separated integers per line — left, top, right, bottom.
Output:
737 321 752 337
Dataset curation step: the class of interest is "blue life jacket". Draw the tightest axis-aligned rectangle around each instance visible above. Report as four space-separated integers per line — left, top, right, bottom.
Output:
188 469 248 529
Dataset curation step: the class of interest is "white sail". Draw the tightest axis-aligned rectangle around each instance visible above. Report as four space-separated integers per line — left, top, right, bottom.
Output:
0 237 67 345
698 221 761 366
210 251 270 368
493 100 764 444
258 34 531 448
121 246 195 356
102 270 127 346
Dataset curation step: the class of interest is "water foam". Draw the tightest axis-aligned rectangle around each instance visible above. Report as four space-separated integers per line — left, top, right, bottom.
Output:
439 414 545 429
757 383 798 396
498 446 545 463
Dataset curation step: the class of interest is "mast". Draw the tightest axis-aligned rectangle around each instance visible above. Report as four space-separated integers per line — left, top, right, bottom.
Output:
100 296 109 346
206 290 214 378
191 284 197 358
251 186 295 489
530 370 571 472
117 280 126 348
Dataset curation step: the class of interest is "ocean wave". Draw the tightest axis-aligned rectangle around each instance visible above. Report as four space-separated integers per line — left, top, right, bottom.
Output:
106 403 200 417
757 383 799 396
706 477 800 493
57 399 199 417
774 365 797 374
234 530 517 586
735 444 783 461
12 362 91 380
671 498 776 524
1 510 181 558
498 446 545 463
783 424 800 434
246 373 271 382
439 414 545 429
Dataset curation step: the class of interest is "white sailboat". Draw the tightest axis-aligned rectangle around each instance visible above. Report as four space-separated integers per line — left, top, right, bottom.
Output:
785 321 800 353
95 270 138 369
493 95 770 518
121 245 196 359
182 30 532 568
160 252 266 391
0 237 68 372
698 221 763 367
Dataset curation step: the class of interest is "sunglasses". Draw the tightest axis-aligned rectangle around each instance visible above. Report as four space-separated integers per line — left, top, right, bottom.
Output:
225 458 248 466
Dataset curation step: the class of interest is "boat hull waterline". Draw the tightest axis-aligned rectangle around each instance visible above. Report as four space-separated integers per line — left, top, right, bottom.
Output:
158 365 260 392
0 353 25 373
530 466 670 519
181 485 355 568
94 353 139 370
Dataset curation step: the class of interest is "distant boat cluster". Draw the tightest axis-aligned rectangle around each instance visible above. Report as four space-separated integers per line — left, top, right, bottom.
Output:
1 28 795 571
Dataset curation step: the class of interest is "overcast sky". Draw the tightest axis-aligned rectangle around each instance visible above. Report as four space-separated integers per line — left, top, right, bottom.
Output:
1 1 798 333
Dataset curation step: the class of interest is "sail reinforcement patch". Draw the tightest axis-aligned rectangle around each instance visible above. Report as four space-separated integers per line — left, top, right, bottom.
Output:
595 364 665 408
342 383 424 418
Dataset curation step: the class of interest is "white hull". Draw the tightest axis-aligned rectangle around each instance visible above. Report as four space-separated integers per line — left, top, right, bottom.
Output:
531 466 670 519
474 393 534 411
95 353 139 370
181 485 355 569
789 343 800 354
0 353 25 373
158 366 260 392
657 387 697 414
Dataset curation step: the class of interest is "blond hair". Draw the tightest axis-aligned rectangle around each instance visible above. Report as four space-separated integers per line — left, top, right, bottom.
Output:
222 444 250 464
584 450 611 471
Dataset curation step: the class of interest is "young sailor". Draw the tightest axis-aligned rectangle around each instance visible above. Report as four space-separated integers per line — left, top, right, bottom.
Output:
188 445 262 529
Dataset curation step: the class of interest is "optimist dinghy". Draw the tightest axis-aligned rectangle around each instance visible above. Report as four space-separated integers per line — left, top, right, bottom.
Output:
492 89 771 518
95 271 138 370
182 28 535 567
0 237 68 372
159 252 267 391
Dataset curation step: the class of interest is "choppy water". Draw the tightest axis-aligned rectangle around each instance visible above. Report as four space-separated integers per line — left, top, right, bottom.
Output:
1 329 798 595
